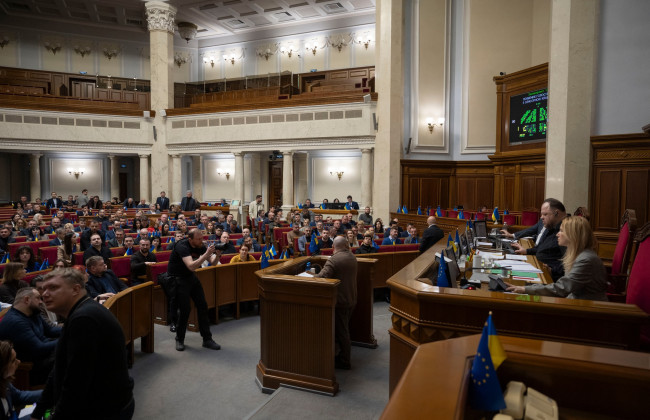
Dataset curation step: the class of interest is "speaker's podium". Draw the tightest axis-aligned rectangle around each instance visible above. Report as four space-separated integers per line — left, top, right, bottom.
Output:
381 334 650 419
255 256 377 396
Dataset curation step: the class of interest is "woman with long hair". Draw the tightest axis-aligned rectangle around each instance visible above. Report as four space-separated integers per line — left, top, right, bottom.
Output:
230 244 256 263
205 222 218 240
374 219 384 234
10 214 21 231
0 341 42 420
64 222 79 239
0 263 29 304
53 258 69 269
32 213 46 229
12 246 36 273
13 218 26 234
133 218 143 232
160 223 171 237
346 230 359 248
151 237 163 253
507 216 607 301
28 226 44 242
57 232 77 266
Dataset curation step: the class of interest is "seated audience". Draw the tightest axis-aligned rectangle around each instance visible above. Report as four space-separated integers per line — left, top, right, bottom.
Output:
122 236 136 255
217 232 237 254
49 227 65 246
79 219 105 251
137 199 149 209
82 233 112 266
346 195 359 210
507 216 607 301
0 226 15 259
28 226 45 242
0 263 30 304
130 238 157 284
57 232 77 266
166 232 185 250
297 227 312 255
30 275 59 325
356 234 378 255
310 231 333 255
12 246 37 273
85 256 127 303
227 220 242 234
286 223 304 256
374 219 384 234
404 226 419 244
0 287 61 384
230 244 256 263
63 222 78 239
52 259 68 270
243 236 260 253
382 228 402 245
107 228 126 248
236 228 256 246
332 220 345 236
359 207 373 226
0 340 42 420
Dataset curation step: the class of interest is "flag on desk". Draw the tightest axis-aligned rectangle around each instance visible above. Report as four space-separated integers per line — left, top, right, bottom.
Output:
417 206 423 215
436 206 443 217
426 206 431 215
396 206 401 214
40 258 49 270
437 251 450 287
0 253 8 264
260 246 270 269
150 245 157 254
492 207 499 223
320 203 326 210
345 202 351 211
297 203 303 209
457 210 465 220
468 313 507 411
269 244 277 259
124 247 133 257
402 205 408 214
455 229 461 250
309 233 319 254
467 219 473 231
504 209 509 216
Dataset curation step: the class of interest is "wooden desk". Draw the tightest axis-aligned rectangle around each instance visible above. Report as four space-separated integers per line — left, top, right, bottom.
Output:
386 239 649 394
382 335 650 420
390 213 530 237
255 256 376 395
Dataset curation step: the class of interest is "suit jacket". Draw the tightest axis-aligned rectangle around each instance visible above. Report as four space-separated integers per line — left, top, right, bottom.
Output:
107 238 124 248
346 201 360 210
525 221 566 280
180 196 200 212
49 238 63 246
82 245 112 266
514 220 544 240
382 236 402 245
46 197 61 209
155 196 170 211
419 224 444 253
79 229 106 251
316 250 358 308
86 270 127 298
525 249 607 301
1 384 41 420
130 251 157 283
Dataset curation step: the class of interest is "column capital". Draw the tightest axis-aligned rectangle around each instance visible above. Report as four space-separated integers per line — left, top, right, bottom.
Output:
281 150 294 156
170 154 181 159
30 153 43 159
360 147 374 153
139 154 150 159
233 151 244 157
145 1 177 34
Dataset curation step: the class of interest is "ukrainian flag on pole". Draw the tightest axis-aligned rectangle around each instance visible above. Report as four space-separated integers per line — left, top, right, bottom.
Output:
468 312 507 411
492 207 499 222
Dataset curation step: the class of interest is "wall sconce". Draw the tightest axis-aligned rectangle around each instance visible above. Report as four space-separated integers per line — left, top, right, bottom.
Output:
223 54 235 65
217 168 231 180
328 167 344 181
44 42 62 55
203 56 215 67
305 42 318 56
174 53 189 68
259 48 273 61
0 36 9 49
426 117 445 133
103 48 119 60
67 167 85 178
280 46 294 58
73 45 92 58
363 38 372 49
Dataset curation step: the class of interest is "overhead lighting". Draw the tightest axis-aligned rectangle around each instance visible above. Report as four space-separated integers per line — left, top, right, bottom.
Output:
177 22 198 43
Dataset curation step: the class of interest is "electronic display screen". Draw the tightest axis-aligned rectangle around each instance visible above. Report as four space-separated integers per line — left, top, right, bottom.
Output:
509 89 548 144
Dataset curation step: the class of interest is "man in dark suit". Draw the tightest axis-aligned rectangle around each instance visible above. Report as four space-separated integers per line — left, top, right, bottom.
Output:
345 195 359 210
419 216 444 253
180 190 200 212
79 219 106 251
315 236 358 370
45 192 61 210
501 219 545 243
49 228 65 246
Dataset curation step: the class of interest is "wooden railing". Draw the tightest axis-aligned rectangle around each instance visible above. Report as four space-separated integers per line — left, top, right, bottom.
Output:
0 92 153 117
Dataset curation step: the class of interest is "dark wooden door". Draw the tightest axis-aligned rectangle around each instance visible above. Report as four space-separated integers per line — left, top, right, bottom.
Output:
119 173 128 202
71 80 94 98
268 160 283 209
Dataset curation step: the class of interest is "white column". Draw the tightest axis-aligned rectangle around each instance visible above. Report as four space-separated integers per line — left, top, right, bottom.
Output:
145 1 176 206
360 148 373 208
281 151 294 214
171 154 182 205
29 153 42 201
545 0 598 212
294 153 308 206
109 155 119 201
234 152 245 223
139 154 150 203
192 155 203 201
373 0 405 222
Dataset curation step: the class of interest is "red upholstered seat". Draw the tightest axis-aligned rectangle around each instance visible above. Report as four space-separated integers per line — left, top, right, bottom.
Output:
474 213 486 220
147 262 168 285
72 251 85 266
155 251 172 262
24 269 52 282
626 222 650 347
521 211 539 226
378 245 395 253
14 236 27 243
39 246 59 264
219 254 236 264
109 256 132 280
608 210 637 301
320 248 334 256
447 210 458 219
249 252 260 261
612 222 631 275
503 214 517 226
395 244 419 252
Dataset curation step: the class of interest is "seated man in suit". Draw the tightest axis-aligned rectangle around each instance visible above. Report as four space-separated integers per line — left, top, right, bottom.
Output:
236 228 257 246
345 195 359 210
227 220 242 234
49 227 66 246
63 195 77 210
404 226 419 244
332 220 345 237
107 228 126 248
382 228 402 245
155 191 170 211
85 256 127 303
55 210 72 225
511 198 567 280
130 238 157 284
136 199 149 209
243 236 261 253
216 232 237 254
286 223 304 256
0 225 15 259
0 287 61 384
304 198 315 209
79 219 105 251
44 217 62 234
83 233 112 266
501 218 545 244
419 216 444 253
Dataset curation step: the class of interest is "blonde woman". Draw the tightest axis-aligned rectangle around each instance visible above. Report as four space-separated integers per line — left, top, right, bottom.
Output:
507 216 607 301
64 222 79 240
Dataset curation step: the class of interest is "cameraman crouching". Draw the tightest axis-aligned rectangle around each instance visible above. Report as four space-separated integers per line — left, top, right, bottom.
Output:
167 228 222 351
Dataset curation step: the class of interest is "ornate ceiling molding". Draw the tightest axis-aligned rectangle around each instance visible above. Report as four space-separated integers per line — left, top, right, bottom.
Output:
166 136 375 154
145 2 176 34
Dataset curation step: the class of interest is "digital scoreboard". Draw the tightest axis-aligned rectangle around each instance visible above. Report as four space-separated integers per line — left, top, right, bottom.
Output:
509 88 548 144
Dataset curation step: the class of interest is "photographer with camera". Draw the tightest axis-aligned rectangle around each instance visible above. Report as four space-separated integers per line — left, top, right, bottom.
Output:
167 229 222 352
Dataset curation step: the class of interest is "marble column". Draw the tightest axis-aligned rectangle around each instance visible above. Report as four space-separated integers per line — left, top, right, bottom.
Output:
109 155 119 201
373 0 404 222
281 151 294 214
191 156 203 202
139 154 150 203
360 148 373 209
294 153 308 205
29 153 42 201
145 1 176 206
234 152 245 223
171 154 182 205
545 0 598 212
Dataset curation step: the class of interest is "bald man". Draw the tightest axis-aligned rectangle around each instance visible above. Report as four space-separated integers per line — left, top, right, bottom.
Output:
315 236 358 370
419 216 444 253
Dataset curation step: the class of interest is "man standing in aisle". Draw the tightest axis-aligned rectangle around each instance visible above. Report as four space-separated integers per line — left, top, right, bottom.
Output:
156 191 170 211
167 229 221 351
180 191 200 212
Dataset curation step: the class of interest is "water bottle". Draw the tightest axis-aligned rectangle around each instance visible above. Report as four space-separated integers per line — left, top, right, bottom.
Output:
306 262 311 273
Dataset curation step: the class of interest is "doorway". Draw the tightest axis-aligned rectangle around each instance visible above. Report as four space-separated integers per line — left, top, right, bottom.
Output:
268 160 283 209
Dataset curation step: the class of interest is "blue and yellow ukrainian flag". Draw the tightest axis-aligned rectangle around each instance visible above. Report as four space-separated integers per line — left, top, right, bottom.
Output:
435 206 443 217
124 247 133 256
457 209 464 219
492 207 499 222
468 312 507 411
260 246 270 269
402 205 408 214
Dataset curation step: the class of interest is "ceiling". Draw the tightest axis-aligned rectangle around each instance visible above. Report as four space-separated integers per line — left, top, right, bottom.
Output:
0 0 376 44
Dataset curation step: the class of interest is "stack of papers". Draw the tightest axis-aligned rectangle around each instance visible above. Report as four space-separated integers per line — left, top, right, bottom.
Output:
495 260 542 273
475 251 504 260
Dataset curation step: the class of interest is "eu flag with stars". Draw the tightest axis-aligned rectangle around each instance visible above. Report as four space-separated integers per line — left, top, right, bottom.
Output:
260 246 270 269
417 206 423 215
468 313 507 411
437 252 449 287
309 232 319 254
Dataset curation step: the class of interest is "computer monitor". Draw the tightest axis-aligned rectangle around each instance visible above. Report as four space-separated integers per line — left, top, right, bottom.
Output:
328 203 347 210
474 220 487 238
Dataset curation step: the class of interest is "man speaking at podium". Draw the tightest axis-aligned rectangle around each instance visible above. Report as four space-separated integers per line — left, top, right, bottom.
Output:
315 236 358 370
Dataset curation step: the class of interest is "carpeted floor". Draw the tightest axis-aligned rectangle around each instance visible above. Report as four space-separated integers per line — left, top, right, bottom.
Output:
131 301 392 419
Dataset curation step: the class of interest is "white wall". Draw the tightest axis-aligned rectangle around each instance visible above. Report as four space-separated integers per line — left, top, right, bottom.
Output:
308 151 361 205
593 0 650 135
203 156 236 202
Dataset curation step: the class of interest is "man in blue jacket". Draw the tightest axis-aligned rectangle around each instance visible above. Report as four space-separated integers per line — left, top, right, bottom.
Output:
0 287 61 384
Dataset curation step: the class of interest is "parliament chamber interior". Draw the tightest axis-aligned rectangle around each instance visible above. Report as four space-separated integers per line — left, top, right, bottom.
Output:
0 0 649 419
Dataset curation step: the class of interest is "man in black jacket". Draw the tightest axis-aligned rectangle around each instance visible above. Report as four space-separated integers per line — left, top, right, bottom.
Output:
33 267 134 420
79 219 105 251
155 191 170 211
85 256 127 301
82 233 112 266
180 190 200 212
130 238 157 284
419 216 444 253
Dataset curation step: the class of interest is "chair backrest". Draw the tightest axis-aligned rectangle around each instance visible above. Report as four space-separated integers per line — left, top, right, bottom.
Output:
626 221 650 345
503 214 517 226
24 269 52 283
474 212 486 221
447 210 458 219
611 209 637 276
155 250 172 262
109 256 132 279
14 236 27 243
219 254 236 264
395 244 419 252
146 261 168 285
72 251 85 266
39 246 59 264
521 211 539 226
